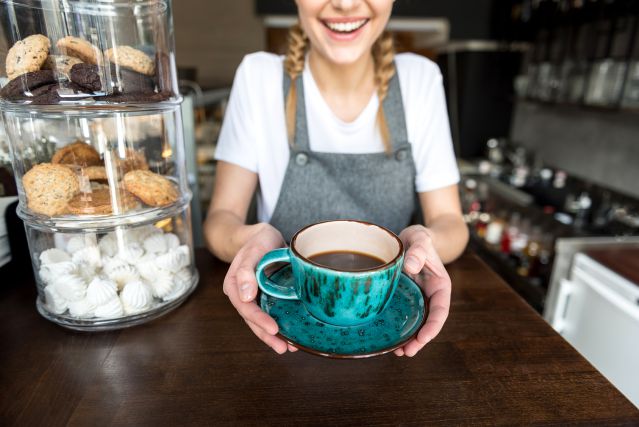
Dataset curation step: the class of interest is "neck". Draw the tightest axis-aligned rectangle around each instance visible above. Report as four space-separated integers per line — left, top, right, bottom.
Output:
308 49 375 96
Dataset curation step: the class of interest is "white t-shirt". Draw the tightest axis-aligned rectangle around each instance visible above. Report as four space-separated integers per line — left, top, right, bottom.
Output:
215 52 459 223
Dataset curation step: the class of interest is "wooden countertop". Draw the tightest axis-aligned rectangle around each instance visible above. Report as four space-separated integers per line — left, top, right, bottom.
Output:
1 249 637 425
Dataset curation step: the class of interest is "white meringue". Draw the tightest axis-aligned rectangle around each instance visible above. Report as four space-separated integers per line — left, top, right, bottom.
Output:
135 225 162 243
108 264 140 291
164 233 180 249
149 271 175 298
102 256 129 275
176 245 191 268
40 248 71 265
39 261 77 285
44 285 68 314
117 243 145 265
94 297 124 319
67 298 95 318
98 234 119 258
143 233 168 254
136 254 159 282
53 273 87 301
66 236 87 254
77 265 98 285
120 280 153 314
86 278 118 306
155 246 188 273
163 268 193 302
72 245 102 269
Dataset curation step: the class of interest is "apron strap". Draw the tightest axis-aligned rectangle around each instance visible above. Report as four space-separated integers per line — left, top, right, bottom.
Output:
382 71 409 150
283 73 311 152
283 62 409 153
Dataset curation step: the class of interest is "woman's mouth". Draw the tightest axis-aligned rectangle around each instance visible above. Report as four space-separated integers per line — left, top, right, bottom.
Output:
322 18 370 34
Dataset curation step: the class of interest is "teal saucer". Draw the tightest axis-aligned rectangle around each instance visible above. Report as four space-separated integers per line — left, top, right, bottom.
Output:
260 266 426 359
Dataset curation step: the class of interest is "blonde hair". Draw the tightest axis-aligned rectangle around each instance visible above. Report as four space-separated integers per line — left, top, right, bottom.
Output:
284 24 396 153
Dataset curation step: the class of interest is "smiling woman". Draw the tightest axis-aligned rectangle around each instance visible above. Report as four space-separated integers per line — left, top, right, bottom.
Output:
205 0 468 357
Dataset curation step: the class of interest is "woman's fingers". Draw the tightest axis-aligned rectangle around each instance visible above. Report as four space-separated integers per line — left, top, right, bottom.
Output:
224 271 279 335
244 319 288 354
401 285 451 357
234 244 271 302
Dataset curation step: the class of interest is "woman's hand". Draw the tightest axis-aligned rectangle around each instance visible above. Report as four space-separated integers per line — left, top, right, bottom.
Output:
222 223 298 354
394 225 452 357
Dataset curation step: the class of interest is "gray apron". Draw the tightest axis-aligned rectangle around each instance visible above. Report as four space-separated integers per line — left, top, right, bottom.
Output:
270 67 417 243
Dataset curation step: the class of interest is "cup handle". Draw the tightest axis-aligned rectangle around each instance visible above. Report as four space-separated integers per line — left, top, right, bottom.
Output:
255 248 298 300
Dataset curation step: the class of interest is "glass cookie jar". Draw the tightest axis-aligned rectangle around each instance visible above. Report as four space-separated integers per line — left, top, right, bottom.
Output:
0 0 178 105
26 207 198 330
2 104 199 330
2 105 189 227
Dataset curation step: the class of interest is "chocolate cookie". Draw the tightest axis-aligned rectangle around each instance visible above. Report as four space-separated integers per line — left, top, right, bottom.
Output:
123 170 178 207
70 63 155 94
154 51 173 93
56 36 102 64
67 188 139 215
52 141 102 167
23 163 80 217
69 63 103 92
0 70 57 100
28 82 91 104
105 46 155 76
102 91 171 103
5 34 51 80
41 54 83 78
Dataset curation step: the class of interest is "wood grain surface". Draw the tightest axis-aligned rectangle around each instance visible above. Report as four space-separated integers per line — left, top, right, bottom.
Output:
1 249 637 426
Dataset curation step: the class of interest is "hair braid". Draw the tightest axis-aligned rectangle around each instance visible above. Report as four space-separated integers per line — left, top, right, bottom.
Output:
372 31 396 154
284 24 308 145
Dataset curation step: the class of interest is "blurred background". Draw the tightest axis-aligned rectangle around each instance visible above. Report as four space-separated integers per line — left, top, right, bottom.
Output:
1 0 638 405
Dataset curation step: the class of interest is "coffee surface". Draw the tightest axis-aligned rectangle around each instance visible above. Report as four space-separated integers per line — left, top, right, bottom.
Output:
308 251 386 271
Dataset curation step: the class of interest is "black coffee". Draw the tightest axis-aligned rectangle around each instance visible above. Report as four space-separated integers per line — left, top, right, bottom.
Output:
309 251 386 271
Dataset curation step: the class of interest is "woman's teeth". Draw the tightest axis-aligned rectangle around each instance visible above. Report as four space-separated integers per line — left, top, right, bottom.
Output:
324 19 368 34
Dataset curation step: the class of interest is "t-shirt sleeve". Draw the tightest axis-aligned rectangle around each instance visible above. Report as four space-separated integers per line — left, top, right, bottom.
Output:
214 57 259 172
409 65 460 193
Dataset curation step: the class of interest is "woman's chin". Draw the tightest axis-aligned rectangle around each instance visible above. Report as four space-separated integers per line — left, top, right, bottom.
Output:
318 45 370 66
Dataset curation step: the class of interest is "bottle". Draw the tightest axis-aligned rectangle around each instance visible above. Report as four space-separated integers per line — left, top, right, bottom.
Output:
485 211 507 247
520 226 543 277
476 213 491 239
502 212 521 256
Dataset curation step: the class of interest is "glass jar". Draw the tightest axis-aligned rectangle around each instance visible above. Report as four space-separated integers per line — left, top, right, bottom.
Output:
27 206 197 331
0 0 178 106
1 104 198 330
2 106 188 227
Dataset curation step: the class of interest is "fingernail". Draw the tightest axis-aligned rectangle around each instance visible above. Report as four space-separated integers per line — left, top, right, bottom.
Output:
240 283 252 301
405 256 420 272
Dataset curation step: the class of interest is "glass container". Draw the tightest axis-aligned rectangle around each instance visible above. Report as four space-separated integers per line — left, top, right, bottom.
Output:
27 206 197 331
0 0 178 106
2 106 189 228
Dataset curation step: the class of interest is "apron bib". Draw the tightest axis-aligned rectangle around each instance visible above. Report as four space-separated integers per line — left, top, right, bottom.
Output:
270 67 417 242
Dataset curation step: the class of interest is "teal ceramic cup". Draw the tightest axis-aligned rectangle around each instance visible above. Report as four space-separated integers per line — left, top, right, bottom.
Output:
256 220 405 327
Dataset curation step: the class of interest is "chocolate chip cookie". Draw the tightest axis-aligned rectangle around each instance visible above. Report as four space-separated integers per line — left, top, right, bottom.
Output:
41 54 83 78
111 148 149 173
67 188 140 215
104 46 155 76
52 141 102 167
5 34 51 80
23 163 80 217
56 36 102 64
123 170 178 207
